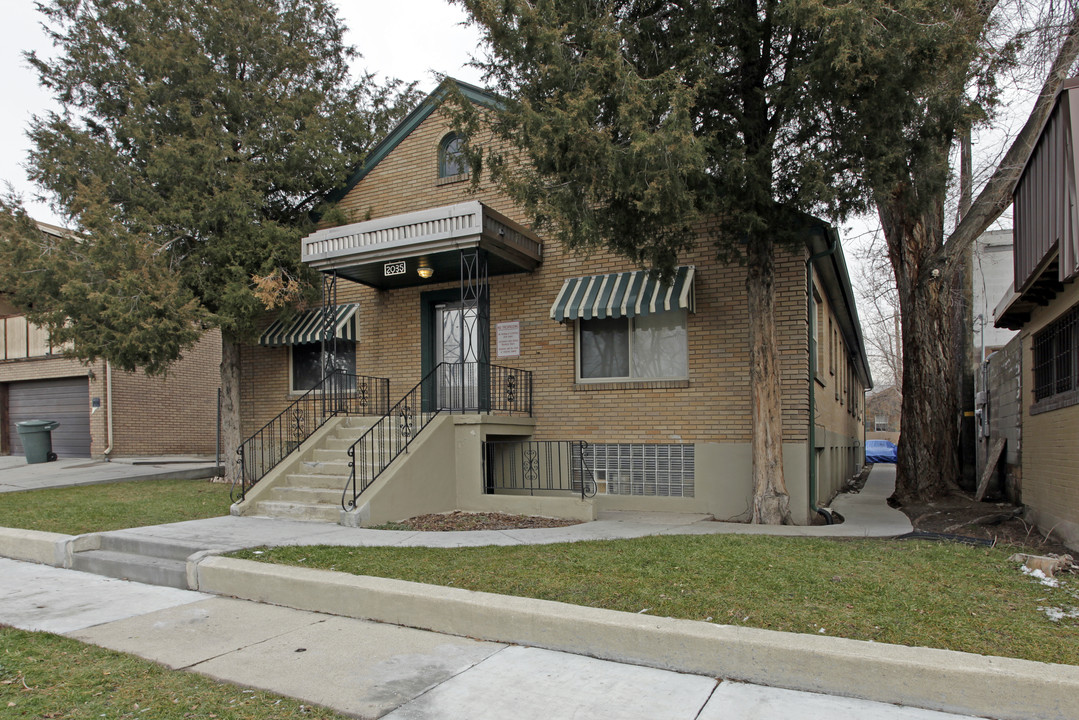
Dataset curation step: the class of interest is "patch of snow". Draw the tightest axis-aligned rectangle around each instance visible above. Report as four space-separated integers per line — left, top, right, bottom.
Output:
1021 566 1059 587
1038 606 1079 622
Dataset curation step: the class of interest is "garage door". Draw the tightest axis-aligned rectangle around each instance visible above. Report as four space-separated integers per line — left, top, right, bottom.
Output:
9 378 91 458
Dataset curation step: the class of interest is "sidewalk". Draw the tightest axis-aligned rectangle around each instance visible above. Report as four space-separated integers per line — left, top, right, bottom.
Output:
2 464 1077 720
0 454 221 493
1 557 984 720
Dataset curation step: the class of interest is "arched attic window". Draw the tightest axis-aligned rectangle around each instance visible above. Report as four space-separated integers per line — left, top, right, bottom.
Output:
438 132 467 179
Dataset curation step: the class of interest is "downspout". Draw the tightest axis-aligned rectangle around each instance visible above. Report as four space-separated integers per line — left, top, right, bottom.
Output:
807 234 838 522
103 360 114 460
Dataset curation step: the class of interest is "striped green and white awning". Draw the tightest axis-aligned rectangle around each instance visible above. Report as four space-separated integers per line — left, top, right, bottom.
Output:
550 266 695 322
258 304 359 347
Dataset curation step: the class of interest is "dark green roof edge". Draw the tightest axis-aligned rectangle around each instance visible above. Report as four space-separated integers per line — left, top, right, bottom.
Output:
326 78 505 205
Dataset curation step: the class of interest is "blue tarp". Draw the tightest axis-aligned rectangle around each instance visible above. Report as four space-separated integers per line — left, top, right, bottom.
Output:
865 440 897 463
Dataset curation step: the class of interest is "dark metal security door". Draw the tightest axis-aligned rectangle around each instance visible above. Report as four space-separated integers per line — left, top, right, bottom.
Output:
435 303 479 410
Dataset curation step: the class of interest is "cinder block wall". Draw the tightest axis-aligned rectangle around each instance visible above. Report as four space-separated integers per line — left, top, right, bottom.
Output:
977 336 1022 503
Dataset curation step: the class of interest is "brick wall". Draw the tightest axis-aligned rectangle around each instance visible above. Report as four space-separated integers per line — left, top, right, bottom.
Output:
239 102 866 513
1020 280 1079 550
810 275 867 499
109 329 222 456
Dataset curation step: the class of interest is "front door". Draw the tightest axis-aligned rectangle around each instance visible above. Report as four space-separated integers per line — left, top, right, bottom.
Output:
435 303 479 410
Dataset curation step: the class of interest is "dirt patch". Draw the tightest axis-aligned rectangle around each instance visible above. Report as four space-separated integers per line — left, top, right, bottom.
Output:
893 487 1073 555
376 510 583 532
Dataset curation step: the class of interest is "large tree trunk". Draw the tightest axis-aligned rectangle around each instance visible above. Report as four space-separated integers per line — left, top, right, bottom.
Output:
880 200 962 502
747 232 793 524
220 333 243 484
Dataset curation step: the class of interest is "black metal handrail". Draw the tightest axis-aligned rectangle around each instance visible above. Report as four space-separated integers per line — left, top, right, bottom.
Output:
483 440 597 499
233 371 390 502
341 362 534 511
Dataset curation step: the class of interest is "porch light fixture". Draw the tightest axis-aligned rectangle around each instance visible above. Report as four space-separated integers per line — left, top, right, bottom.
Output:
417 257 434 279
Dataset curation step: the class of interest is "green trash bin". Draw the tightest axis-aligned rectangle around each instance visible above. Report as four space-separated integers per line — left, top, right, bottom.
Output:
15 420 60 464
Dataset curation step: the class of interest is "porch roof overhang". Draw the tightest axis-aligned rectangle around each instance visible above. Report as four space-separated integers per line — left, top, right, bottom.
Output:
259 303 359 347
301 201 543 289
550 266 696 322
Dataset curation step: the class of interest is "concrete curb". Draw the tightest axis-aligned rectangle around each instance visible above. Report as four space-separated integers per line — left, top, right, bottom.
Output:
0 527 70 567
196 555 1079 720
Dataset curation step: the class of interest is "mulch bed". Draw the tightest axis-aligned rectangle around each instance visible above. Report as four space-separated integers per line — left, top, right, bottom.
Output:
382 510 583 532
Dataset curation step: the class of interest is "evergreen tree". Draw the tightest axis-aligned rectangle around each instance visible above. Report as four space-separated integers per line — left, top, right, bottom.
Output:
0 0 420 478
455 0 1079 508
451 0 873 523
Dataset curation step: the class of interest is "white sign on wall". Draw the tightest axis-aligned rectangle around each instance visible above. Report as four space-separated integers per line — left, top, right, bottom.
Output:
496 321 520 358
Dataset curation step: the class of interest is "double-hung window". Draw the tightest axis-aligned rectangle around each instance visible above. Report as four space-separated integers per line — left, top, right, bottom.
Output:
577 309 688 382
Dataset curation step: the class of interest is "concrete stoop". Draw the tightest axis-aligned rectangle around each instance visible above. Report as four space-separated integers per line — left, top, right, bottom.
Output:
244 417 407 523
69 534 207 589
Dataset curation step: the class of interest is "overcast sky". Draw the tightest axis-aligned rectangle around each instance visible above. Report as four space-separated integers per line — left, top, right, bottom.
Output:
0 0 486 226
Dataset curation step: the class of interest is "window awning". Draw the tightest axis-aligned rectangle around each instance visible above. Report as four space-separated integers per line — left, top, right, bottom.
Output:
258 304 359 347
550 266 695 322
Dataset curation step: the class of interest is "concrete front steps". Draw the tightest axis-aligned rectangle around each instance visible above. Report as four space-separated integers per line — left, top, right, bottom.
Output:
245 417 408 523
69 534 205 589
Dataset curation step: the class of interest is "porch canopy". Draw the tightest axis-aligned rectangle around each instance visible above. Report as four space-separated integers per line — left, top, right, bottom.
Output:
300 201 543 290
550 265 695 322
259 303 359 347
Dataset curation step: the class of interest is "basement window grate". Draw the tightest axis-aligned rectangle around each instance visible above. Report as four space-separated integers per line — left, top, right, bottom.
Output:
583 443 694 498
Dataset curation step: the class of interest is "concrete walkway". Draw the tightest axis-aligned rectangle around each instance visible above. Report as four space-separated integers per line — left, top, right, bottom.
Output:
61 463 912 555
0 454 221 493
1 558 983 720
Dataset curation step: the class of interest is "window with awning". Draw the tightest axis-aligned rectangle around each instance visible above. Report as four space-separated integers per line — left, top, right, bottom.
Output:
258 304 359 393
549 266 694 322
258 304 359 347
551 267 695 383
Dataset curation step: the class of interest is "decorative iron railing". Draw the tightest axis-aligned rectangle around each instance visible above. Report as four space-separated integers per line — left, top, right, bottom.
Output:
233 371 390 502
341 362 533 511
483 440 597 500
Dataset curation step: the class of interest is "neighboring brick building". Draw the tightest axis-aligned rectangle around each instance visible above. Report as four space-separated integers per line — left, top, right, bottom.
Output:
865 385 901 445
996 77 1079 550
1 222 222 460
238 80 871 524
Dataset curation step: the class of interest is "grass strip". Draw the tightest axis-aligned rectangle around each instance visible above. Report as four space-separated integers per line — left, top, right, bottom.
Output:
233 535 1079 666
0 626 348 719
0 479 230 535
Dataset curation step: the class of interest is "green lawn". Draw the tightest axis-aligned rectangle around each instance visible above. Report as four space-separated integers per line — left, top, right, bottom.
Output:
0 478 231 535
0 627 349 719
233 535 1079 666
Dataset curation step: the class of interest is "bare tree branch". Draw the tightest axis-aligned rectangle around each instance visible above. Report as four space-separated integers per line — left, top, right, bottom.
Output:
941 7 1079 272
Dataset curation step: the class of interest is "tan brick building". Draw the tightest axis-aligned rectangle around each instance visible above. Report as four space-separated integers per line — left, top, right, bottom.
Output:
996 77 1079 551
1 223 222 461
237 80 871 524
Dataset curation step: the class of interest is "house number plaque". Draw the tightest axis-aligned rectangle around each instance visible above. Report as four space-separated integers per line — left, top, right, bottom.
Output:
384 261 406 277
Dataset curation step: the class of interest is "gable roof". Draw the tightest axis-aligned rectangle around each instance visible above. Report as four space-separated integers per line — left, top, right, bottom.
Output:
327 78 503 205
